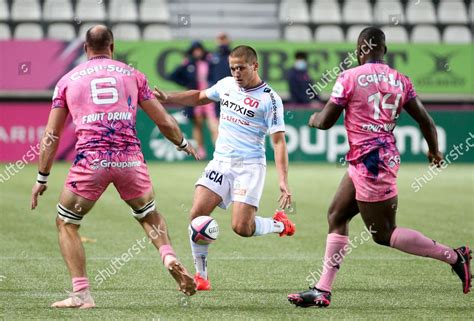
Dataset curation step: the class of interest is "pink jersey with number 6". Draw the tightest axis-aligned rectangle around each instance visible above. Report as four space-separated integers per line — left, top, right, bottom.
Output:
330 62 417 162
52 56 154 154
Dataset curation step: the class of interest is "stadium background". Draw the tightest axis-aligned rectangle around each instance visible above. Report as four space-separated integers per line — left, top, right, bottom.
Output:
0 1 473 320
0 0 472 164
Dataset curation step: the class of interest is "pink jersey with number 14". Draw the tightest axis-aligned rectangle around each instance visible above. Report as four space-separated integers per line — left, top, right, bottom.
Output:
330 62 417 162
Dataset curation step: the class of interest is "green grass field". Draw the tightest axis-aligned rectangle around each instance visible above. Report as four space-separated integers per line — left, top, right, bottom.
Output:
0 162 473 320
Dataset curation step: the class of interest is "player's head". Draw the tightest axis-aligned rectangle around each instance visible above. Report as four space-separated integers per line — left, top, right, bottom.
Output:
188 41 206 60
229 45 259 88
356 27 387 65
84 25 114 59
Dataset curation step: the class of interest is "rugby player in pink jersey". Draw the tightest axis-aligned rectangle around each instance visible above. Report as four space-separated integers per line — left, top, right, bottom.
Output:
288 27 471 308
30 25 198 308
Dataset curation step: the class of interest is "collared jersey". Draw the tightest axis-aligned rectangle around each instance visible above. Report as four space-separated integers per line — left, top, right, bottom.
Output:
206 77 285 163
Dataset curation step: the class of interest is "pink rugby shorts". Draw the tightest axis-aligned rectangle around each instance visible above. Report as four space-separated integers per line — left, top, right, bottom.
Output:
65 151 153 201
348 148 400 202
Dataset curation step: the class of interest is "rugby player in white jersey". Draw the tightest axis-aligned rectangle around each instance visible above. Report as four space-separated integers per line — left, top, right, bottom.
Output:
154 45 295 290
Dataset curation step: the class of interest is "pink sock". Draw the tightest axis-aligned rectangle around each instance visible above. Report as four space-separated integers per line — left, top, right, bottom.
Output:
316 233 349 292
72 277 89 292
390 227 457 264
159 244 176 264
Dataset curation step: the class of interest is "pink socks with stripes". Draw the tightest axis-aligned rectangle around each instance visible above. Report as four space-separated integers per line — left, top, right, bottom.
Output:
72 277 89 293
390 227 457 264
316 233 349 292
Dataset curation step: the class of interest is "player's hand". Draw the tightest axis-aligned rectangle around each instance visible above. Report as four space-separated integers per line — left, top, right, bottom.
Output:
153 86 169 103
308 112 319 128
31 182 47 210
278 183 292 210
177 142 200 160
428 150 443 167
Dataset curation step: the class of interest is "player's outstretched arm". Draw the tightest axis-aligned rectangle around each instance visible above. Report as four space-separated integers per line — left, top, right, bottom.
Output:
404 97 442 165
308 101 344 130
140 98 199 159
31 107 68 209
153 87 213 107
272 131 292 209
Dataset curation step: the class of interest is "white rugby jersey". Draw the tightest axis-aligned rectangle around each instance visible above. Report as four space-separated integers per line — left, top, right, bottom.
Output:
205 76 285 163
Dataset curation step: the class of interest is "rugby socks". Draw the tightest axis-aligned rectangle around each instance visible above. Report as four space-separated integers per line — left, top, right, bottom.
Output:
315 233 349 292
159 244 177 268
390 227 457 264
190 241 209 279
72 277 89 293
253 216 284 236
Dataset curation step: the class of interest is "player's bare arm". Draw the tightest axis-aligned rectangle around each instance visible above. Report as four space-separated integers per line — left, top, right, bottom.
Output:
140 98 199 160
31 107 68 209
272 131 291 209
153 86 213 106
308 101 344 130
403 96 442 165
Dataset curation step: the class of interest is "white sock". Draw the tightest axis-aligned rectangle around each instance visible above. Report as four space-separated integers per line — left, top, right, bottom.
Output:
190 240 209 279
253 216 284 236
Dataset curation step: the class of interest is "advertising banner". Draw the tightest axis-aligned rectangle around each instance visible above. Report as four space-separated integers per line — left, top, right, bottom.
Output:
1 40 472 96
114 41 473 95
137 108 474 163
0 103 77 162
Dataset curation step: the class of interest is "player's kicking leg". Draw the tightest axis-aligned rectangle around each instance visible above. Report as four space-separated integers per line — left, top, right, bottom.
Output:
51 188 96 309
288 173 359 308
126 189 196 296
357 197 472 294
231 201 294 238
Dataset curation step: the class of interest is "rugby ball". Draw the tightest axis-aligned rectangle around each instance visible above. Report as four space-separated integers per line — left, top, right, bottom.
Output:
188 216 219 245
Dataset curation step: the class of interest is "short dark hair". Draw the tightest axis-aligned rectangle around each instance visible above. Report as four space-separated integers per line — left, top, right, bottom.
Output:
357 27 385 51
85 25 114 52
229 45 258 64
295 51 307 60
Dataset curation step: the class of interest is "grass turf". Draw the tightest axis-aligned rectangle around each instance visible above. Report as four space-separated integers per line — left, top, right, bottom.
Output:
0 162 473 320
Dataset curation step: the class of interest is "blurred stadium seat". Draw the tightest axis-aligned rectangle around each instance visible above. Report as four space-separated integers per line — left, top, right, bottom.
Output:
47 22 76 40
76 0 106 22
284 25 312 42
0 0 9 20
0 0 470 43
112 23 141 40
0 22 11 39
314 25 344 42
310 1 341 24
43 0 74 22
11 0 41 21
381 25 409 43
443 25 472 44
109 0 138 22
374 0 405 25
411 25 441 43
438 0 468 24
406 0 437 24
342 0 373 24
14 22 43 39
143 24 172 40
279 0 309 24
140 0 170 23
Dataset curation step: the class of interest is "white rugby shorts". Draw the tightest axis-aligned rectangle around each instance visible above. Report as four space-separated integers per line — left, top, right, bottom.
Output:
195 159 266 209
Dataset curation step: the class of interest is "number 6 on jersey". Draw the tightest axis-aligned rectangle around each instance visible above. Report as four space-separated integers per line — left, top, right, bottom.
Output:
90 77 118 105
